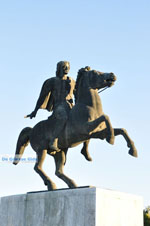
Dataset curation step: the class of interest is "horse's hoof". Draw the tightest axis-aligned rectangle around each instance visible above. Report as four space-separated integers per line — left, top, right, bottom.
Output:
86 156 92 161
106 128 115 145
128 147 138 157
47 182 57 191
84 154 92 161
69 181 78 189
47 186 57 191
81 149 92 161
106 135 115 145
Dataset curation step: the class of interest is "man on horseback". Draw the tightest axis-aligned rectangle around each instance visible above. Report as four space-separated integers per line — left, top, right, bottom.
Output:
26 61 92 160
26 61 75 152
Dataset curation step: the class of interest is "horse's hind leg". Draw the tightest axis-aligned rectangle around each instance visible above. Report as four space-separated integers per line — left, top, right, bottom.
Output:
81 140 92 161
34 150 57 190
54 150 77 188
114 128 138 157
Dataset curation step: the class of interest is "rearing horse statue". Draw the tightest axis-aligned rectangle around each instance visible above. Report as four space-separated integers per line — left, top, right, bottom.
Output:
13 67 137 190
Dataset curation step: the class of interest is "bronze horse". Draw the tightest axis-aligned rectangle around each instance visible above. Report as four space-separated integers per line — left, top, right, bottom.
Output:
13 67 137 190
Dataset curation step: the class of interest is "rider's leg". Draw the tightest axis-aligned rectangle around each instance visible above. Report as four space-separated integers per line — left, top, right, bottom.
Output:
49 119 67 152
49 105 68 152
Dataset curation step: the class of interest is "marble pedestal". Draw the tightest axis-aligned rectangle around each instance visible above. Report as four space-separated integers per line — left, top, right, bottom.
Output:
0 187 143 226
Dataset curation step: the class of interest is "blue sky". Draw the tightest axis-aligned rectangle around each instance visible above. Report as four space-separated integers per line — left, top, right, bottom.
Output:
0 0 150 207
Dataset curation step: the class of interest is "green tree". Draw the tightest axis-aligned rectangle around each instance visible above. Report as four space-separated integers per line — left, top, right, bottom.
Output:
144 206 150 226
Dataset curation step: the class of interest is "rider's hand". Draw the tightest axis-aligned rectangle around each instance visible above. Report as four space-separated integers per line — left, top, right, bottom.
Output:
25 110 37 119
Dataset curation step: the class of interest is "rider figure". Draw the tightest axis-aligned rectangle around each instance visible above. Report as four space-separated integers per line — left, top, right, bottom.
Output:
27 61 75 152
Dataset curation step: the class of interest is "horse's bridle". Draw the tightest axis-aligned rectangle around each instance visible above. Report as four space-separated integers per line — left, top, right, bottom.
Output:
98 86 109 93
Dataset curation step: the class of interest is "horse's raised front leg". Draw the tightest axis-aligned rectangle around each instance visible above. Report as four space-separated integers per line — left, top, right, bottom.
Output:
90 128 137 157
81 140 92 161
114 128 138 157
34 150 57 191
85 114 114 144
54 150 77 189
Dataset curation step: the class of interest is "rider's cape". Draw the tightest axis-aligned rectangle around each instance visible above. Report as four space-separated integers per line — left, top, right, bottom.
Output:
40 92 53 111
38 78 54 112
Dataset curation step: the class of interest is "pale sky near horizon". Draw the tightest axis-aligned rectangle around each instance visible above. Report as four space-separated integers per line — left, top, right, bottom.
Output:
0 0 150 207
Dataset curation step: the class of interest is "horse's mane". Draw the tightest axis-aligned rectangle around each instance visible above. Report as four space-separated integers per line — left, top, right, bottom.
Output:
75 66 91 103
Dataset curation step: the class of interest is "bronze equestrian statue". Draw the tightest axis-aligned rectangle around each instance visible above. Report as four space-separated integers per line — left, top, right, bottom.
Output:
25 61 93 161
13 65 137 191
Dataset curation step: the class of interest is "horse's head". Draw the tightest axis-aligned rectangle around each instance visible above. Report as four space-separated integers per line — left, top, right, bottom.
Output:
76 66 116 91
88 69 116 91
75 66 117 102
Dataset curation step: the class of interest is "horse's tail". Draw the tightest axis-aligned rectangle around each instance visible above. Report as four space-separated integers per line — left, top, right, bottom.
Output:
13 127 32 165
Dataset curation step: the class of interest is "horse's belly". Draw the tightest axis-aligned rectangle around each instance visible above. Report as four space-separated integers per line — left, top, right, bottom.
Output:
59 129 88 149
58 105 103 148
30 119 53 151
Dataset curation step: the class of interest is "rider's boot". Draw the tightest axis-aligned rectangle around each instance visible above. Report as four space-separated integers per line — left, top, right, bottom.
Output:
49 138 60 152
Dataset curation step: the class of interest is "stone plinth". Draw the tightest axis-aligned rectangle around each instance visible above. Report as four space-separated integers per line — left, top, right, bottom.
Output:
0 187 143 226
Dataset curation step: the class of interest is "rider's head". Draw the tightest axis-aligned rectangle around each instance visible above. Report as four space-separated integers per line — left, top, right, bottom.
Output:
56 61 70 78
